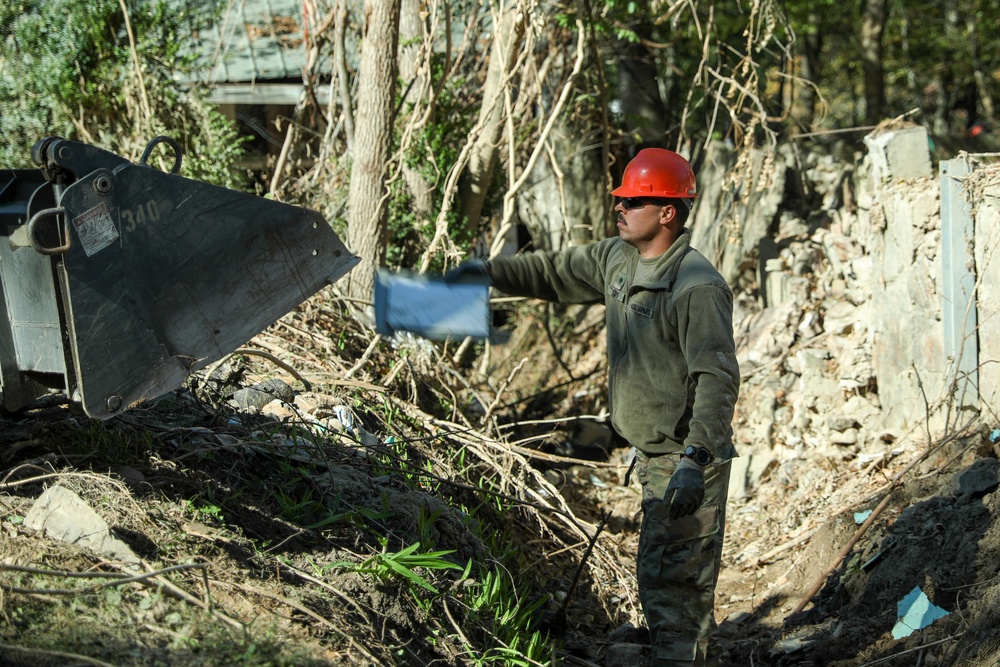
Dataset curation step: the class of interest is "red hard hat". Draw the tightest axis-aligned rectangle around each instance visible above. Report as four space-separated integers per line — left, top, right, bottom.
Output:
611 148 698 199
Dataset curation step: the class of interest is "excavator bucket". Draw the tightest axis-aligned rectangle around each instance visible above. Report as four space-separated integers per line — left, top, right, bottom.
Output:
0 136 358 419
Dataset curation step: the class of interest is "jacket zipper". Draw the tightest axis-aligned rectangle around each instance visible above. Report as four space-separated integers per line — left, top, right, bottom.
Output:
610 257 636 423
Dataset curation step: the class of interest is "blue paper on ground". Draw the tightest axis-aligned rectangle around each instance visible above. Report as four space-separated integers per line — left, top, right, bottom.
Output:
891 586 950 639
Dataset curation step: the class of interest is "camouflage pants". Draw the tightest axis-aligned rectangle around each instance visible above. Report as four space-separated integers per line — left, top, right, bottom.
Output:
635 451 731 666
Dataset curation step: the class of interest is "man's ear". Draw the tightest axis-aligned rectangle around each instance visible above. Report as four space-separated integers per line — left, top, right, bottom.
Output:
660 204 677 228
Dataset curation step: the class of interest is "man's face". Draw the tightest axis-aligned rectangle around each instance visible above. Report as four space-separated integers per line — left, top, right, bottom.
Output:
615 197 674 251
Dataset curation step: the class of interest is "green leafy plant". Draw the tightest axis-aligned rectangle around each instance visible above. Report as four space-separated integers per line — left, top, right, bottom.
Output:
332 540 464 595
304 498 392 531
270 486 324 525
0 0 247 187
183 498 224 523
462 567 551 667
416 506 446 550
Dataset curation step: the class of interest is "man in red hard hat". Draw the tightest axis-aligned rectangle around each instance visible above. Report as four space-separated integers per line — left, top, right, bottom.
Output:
452 148 739 666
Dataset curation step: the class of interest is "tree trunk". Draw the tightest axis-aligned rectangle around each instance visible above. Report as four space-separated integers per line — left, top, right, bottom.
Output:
615 24 669 153
345 0 401 304
898 5 917 97
457 4 526 234
932 6 960 135
860 0 887 125
931 69 951 136
334 0 355 150
792 16 822 132
966 12 996 126
399 0 434 220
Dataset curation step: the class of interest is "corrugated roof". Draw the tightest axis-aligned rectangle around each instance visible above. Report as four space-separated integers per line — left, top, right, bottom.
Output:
174 0 319 86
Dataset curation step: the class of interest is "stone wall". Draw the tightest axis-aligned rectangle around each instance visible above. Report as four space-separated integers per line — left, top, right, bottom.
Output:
727 128 999 497
867 179 950 432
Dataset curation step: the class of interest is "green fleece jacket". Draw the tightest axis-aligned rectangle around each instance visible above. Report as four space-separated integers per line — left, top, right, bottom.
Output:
489 230 739 461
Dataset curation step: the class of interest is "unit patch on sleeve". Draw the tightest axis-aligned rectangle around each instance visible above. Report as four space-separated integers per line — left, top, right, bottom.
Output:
609 275 627 302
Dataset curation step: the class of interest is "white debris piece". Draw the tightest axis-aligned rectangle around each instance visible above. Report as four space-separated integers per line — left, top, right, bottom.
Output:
24 485 139 565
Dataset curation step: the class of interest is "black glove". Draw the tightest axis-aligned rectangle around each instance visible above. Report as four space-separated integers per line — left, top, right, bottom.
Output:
664 458 705 520
444 258 491 284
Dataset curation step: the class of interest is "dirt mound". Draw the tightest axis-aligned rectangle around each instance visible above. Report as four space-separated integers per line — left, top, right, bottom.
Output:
713 428 1000 667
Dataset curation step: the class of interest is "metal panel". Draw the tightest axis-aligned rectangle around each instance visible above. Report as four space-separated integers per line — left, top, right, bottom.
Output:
0 170 65 375
0 237 65 374
3 138 358 418
0 169 68 411
939 157 980 407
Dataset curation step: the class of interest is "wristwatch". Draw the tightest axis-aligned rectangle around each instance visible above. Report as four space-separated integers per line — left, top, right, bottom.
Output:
682 445 715 466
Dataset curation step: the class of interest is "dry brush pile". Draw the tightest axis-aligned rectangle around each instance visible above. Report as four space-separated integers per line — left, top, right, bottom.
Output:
0 288 640 667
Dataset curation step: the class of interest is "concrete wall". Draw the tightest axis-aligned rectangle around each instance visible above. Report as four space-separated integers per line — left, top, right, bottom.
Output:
864 132 998 432
868 181 951 431
973 168 1000 416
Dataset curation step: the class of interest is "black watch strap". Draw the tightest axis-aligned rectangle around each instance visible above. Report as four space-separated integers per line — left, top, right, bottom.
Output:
683 445 714 466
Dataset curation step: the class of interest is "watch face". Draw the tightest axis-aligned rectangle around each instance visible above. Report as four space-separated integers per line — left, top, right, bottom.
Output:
685 446 712 465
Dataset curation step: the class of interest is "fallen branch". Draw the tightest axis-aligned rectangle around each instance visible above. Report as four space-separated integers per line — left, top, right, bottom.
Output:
344 333 382 379
790 489 895 617
138 560 243 631
756 525 820 565
0 643 118 667
855 633 964 667
556 510 610 623
219 579 385 665
0 464 56 489
442 596 475 656
273 560 375 626
479 358 527 428
0 562 205 596
0 469 128 492
505 442 620 469
231 347 312 391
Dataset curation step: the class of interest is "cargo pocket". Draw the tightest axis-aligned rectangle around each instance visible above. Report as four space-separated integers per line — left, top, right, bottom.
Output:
642 500 720 545
641 501 721 587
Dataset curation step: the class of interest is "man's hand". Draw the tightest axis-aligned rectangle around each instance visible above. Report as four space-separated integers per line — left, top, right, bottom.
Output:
664 458 705 520
444 258 491 284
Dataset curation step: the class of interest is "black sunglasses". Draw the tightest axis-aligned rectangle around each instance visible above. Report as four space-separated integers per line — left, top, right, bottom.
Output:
619 197 672 211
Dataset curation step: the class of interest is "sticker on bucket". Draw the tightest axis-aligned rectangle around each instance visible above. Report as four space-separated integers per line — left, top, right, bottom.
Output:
73 203 119 256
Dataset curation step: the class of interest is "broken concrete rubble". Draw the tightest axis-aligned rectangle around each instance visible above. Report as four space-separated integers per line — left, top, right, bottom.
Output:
730 128 997 498
863 124 933 184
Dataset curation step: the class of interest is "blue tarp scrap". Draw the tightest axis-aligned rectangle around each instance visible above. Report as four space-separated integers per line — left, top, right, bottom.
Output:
891 586 950 639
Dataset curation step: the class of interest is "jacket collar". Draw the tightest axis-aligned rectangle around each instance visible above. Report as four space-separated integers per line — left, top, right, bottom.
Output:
624 228 692 291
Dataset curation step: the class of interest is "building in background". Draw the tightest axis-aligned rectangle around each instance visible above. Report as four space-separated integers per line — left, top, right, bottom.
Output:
173 0 333 178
